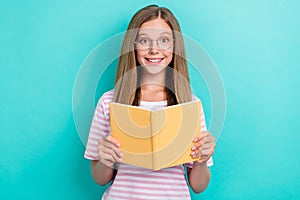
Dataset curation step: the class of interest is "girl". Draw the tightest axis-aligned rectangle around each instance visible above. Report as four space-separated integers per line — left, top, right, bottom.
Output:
84 5 216 200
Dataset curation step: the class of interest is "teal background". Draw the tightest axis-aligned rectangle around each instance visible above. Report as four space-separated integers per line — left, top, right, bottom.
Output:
1 0 299 199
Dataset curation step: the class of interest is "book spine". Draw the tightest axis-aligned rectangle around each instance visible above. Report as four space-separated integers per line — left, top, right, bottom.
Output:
151 111 160 170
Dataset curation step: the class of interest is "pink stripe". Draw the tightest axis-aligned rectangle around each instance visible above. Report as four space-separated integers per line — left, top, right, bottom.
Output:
87 134 100 141
120 165 181 171
95 112 105 119
87 138 97 144
90 124 100 131
112 182 188 191
90 125 108 133
103 93 113 97
86 148 98 154
101 93 113 98
151 170 183 176
96 107 105 113
103 100 113 104
108 194 144 200
119 169 183 176
186 163 193 168
110 189 190 198
117 172 184 181
86 140 97 148
115 178 186 186
84 153 97 160
90 123 109 131
90 129 109 135
93 116 108 125
102 95 113 100
96 119 109 128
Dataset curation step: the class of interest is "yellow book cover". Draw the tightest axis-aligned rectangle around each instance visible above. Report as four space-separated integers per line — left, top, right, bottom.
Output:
110 100 202 170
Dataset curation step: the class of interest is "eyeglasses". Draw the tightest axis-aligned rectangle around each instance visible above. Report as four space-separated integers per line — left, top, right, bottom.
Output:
134 36 174 51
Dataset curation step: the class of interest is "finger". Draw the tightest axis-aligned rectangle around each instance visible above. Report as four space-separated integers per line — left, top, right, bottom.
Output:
99 154 115 168
200 142 214 150
201 149 215 163
204 135 215 145
196 150 214 164
200 149 211 156
199 134 215 149
191 140 203 151
103 136 123 158
99 141 123 162
200 144 216 156
193 131 209 142
105 135 120 148
191 138 206 158
191 149 200 159
100 148 123 167
192 136 206 150
98 139 123 163
101 151 119 162
103 141 123 158
99 159 113 168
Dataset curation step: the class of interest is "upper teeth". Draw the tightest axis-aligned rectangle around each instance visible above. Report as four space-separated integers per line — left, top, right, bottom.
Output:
148 59 161 63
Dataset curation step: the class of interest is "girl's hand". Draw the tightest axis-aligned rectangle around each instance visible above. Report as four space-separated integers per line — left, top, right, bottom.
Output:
191 131 216 163
97 135 123 168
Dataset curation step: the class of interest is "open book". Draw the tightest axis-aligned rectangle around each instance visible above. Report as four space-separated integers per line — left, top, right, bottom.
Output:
110 100 202 170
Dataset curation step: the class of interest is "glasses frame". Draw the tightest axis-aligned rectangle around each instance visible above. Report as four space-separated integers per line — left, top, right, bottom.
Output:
134 38 175 51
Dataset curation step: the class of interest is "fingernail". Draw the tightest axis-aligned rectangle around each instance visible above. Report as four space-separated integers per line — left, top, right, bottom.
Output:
191 151 195 155
192 146 196 150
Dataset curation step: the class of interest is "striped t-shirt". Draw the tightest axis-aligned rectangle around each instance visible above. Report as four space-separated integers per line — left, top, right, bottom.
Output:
84 90 213 200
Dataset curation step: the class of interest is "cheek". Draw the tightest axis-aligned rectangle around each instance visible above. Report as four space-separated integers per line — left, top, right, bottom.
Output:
165 52 173 65
136 50 145 65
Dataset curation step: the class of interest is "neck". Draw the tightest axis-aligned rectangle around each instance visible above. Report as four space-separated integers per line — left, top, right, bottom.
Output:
139 69 167 102
140 70 166 88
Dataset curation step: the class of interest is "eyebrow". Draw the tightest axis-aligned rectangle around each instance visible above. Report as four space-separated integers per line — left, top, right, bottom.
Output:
137 32 173 37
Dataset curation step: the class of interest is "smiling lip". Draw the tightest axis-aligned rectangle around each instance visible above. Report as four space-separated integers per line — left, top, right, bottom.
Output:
145 58 164 64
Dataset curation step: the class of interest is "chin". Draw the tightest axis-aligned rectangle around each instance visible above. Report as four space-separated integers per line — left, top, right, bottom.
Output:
142 64 167 75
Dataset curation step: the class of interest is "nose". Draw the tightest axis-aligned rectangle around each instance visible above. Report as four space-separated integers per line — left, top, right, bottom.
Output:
149 47 159 54
148 41 160 54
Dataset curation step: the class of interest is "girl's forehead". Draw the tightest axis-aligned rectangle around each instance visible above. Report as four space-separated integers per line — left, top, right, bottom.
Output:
137 28 172 37
138 18 172 36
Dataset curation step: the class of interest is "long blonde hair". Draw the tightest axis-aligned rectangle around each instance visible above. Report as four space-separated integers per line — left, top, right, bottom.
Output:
113 5 192 105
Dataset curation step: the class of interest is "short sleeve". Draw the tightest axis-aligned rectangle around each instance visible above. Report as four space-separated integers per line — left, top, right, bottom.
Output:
84 91 113 160
186 95 214 168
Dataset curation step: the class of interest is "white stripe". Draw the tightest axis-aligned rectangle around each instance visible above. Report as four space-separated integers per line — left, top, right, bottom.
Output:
111 187 188 195
103 99 113 104
116 175 184 184
87 134 101 140
114 181 187 189
109 193 190 200
86 146 97 151
118 172 184 179
92 123 109 131
118 165 185 175
87 139 98 145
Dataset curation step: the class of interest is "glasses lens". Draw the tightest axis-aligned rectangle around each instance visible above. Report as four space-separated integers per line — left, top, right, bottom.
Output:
135 37 173 50
136 37 150 50
158 37 173 50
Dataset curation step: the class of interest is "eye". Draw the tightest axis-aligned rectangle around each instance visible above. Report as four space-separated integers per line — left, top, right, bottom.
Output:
159 37 170 43
138 38 151 45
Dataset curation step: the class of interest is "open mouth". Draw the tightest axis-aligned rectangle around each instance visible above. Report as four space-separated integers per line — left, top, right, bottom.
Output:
145 58 164 64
